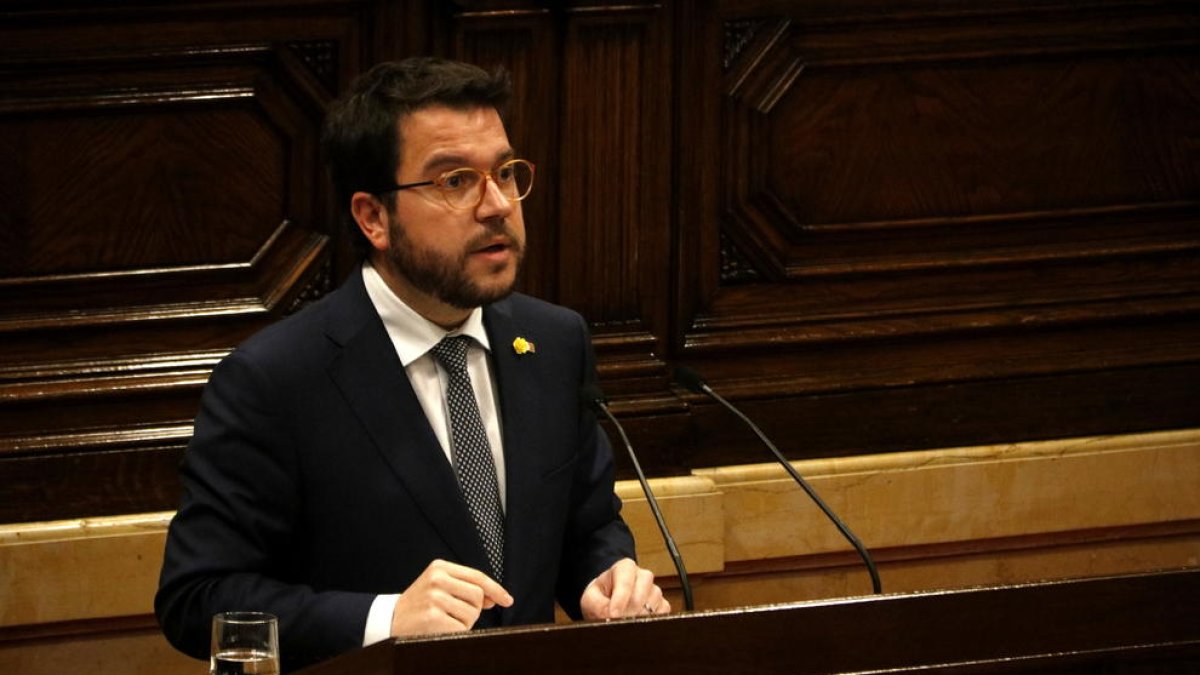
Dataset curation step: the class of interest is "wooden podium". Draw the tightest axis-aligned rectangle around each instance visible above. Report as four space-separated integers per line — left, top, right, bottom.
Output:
297 568 1199 674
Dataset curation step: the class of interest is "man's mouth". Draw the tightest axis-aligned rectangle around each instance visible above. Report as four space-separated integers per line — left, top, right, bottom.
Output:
477 241 509 254
468 238 518 266
471 235 516 256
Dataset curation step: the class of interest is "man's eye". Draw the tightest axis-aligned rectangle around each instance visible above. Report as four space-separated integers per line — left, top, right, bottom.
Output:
442 173 468 190
495 166 515 183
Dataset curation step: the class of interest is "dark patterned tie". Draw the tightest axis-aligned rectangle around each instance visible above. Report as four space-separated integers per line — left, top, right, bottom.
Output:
430 335 505 581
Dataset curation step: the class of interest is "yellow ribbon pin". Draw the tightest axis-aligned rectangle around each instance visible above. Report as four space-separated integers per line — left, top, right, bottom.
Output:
512 337 536 355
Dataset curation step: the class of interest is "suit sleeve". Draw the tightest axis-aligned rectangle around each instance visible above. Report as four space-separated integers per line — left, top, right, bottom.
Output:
155 349 374 672
554 313 638 617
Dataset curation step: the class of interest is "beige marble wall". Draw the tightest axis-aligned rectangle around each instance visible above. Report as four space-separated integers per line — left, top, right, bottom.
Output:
0 514 170 626
0 513 198 674
2 429 1198 674
618 429 1199 605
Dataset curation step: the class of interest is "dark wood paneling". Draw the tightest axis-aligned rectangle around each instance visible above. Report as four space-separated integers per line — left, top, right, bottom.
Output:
451 2 676 398
0 445 186 523
665 0 1200 470
450 6 559 302
297 569 1200 674
558 3 675 399
0 1 366 523
2 0 1197 521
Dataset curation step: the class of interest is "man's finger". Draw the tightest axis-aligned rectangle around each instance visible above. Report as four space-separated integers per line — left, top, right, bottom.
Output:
605 558 638 617
579 582 611 620
454 569 514 608
432 587 486 629
434 560 515 608
629 567 655 614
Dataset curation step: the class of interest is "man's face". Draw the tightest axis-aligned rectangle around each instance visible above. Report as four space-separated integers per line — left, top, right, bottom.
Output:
378 105 526 322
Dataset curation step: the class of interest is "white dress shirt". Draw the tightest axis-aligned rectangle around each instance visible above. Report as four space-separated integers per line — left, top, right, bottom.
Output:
359 261 508 645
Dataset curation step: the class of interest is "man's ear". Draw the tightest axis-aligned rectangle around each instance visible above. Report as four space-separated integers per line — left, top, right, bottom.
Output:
350 192 391 252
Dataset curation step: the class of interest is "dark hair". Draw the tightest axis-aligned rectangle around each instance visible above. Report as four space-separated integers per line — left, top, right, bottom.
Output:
320 57 513 256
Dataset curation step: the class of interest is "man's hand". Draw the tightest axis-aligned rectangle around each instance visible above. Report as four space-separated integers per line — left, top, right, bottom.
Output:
390 559 513 637
579 557 670 620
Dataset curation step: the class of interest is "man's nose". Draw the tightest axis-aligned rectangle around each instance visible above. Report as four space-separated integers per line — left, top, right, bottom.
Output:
475 175 514 220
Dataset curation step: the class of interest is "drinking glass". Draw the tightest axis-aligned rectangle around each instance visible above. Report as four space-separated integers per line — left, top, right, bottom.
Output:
210 611 280 675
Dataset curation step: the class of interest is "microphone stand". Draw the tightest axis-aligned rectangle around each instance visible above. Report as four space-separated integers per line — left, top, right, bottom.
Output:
587 388 695 611
677 368 882 595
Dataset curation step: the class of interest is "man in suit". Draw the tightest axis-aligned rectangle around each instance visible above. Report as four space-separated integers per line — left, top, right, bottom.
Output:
156 57 668 672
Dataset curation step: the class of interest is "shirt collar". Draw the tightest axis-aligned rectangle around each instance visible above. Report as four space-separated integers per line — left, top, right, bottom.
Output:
361 260 491 367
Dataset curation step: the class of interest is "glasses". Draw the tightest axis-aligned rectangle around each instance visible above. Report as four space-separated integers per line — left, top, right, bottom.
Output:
380 158 535 210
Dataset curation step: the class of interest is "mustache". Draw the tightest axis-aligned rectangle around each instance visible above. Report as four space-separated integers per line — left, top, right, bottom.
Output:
465 220 522 252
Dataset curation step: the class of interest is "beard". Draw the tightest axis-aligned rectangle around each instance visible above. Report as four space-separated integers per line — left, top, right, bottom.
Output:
385 216 524 310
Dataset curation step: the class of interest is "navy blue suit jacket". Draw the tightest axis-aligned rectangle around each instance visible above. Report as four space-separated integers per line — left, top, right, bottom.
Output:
156 268 635 671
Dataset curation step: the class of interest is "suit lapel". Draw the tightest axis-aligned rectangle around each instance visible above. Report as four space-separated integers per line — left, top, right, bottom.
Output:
483 300 545 619
323 270 490 572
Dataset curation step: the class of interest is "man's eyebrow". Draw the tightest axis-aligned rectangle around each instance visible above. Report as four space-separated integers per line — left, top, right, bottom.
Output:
420 149 516 174
421 154 469 175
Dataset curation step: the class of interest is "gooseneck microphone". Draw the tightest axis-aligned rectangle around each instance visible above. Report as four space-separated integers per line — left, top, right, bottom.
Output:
581 383 695 612
674 367 883 595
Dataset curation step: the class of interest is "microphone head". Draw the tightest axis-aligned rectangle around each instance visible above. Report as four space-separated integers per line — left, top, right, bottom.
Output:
579 382 607 411
673 366 708 394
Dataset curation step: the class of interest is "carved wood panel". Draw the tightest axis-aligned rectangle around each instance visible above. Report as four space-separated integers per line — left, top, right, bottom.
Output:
665 0 1200 468
449 2 676 401
559 4 674 400
2 0 1197 521
450 6 559 302
0 1 362 522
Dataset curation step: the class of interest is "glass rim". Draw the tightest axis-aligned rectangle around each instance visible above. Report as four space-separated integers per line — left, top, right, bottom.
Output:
213 611 278 624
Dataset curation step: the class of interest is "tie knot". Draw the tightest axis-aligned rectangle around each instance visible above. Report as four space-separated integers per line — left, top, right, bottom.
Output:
431 335 471 373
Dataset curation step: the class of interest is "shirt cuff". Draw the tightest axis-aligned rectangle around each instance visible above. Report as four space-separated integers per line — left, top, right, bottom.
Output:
363 593 401 646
